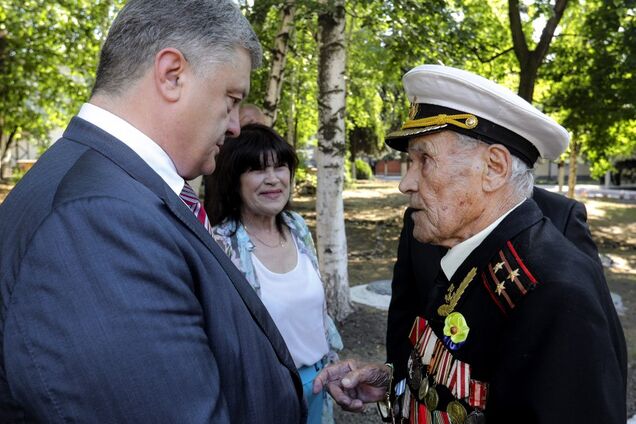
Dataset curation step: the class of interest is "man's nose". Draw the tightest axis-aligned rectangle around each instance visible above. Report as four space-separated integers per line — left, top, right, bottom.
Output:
398 164 418 194
226 108 241 138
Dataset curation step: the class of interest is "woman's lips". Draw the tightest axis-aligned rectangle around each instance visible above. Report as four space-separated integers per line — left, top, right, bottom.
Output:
260 190 283 199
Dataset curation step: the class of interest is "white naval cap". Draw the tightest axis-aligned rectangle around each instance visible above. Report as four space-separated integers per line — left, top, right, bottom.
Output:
385 64 570 166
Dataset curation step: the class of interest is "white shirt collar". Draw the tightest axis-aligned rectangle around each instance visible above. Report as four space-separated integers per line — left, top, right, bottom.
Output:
440 199 525 280
77 103 184 196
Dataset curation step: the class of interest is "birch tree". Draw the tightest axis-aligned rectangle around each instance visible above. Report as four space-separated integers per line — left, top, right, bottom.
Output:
316 0 352 322
262 0 296 126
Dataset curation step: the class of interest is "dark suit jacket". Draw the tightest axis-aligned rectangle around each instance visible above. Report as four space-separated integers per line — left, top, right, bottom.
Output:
0 117 305 423
386 186 600 381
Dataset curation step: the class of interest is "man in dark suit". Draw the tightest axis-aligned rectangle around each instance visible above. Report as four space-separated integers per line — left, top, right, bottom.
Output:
315 65 625 423
386 186 601 382
0 1 304 422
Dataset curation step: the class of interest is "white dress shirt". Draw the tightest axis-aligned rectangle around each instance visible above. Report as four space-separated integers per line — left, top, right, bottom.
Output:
440 200 525 280
78 103 184 196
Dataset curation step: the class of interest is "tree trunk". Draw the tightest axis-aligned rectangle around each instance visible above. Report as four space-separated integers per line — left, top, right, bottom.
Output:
604 171 611 188
287 67 297 147
316 0 352 322
517 59 539 103
567 139 578 198
508 0 570 102
262 0 296 127
0 128 18 182
350 136 357 180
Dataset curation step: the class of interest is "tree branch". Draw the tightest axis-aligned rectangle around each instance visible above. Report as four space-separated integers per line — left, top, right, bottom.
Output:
534 0 570 63
508 0 529 60
472 46 515 63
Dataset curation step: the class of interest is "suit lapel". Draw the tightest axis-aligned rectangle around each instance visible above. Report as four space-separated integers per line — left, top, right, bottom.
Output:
63 117 301 385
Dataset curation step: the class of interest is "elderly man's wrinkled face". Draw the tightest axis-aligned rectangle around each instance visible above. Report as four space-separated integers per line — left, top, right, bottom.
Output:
398 131 487 247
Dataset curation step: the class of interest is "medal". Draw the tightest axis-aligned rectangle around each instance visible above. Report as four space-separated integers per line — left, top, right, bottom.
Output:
465 410 486 424
418 376 430 402
446 400 468 424
377 400 390 421
424 386 439 411
408 352 423 392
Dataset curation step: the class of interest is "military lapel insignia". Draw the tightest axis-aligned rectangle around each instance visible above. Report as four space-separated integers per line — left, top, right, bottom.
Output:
438 267 477 317
481 240 539 316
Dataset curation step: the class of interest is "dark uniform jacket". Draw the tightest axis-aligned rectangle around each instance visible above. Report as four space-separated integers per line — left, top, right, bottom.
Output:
393 198 626 423
387 187 600 383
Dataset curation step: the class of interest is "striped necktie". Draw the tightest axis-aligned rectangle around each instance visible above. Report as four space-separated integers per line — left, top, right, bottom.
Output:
179 181 211 233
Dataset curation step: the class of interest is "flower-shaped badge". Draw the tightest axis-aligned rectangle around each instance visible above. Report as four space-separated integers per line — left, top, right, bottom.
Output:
443 312 470 350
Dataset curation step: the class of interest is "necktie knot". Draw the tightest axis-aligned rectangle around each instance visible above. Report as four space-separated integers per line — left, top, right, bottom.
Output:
179 181 211 233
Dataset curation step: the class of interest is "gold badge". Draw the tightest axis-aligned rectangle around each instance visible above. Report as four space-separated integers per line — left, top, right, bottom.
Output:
424 386 439 411
464 116 478 128
508 268 520 281
493 261 504 273
408 101 420 120
495 281 506 296
447 400 468 424
418 376 430 402
438 267 477 316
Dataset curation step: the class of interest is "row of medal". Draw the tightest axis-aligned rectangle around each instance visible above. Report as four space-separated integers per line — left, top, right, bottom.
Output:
401 317 488 424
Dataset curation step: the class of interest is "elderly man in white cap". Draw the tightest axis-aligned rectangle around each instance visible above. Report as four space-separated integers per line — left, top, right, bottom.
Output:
313 65 626 424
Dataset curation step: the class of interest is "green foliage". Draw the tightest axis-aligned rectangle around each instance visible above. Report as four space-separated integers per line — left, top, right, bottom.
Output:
353 158 373 180
3 0 630 183
545 0 636 177
10 166 27 184
294 165 317 195
0 1 123 147
242 0 319 148
343 154 352 188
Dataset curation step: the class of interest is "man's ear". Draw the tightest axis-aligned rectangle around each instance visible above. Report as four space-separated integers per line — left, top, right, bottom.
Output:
482 144 512 192
154 48 187 102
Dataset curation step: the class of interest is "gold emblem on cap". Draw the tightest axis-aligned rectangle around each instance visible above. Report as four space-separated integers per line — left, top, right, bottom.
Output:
409 101 420 120
465 116 478 128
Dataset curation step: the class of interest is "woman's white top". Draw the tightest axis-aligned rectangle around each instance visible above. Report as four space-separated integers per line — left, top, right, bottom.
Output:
251 239 329 368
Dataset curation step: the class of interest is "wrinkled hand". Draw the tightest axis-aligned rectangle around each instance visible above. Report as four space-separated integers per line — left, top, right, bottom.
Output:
312 359 390 412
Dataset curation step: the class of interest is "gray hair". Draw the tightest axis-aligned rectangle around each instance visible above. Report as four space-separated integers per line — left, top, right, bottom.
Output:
453 132 534 198
92 0 262 96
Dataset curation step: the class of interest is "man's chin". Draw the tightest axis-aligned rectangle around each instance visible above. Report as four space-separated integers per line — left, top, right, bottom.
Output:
412 227 433 244
412 225 448 247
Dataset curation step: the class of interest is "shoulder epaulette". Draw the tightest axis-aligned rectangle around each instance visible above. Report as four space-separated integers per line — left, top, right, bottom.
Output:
480 240 539 316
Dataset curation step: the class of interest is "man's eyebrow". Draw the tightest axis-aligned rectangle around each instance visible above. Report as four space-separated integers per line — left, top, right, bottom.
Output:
408 143 430 155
